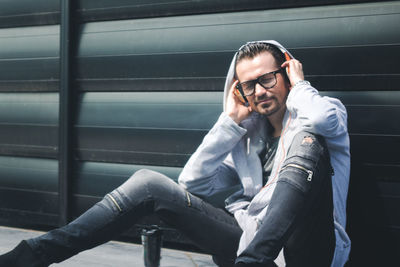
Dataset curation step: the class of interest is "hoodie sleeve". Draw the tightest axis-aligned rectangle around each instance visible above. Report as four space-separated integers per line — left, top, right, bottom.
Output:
286 82 348 137
178 112 247 197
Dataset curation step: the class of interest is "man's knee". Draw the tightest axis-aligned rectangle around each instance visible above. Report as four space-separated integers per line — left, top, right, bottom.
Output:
279 131 332 194
124 168 166 187
130 168 166 184
120 169 179 199
286 131 330 172
288 131 328 159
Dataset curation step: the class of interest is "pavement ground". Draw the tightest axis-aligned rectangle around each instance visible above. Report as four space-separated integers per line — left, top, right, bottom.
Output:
0 226 217 267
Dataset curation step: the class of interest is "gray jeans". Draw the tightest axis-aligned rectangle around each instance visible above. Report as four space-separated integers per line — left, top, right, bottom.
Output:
28 169 241 266
27 131 334 267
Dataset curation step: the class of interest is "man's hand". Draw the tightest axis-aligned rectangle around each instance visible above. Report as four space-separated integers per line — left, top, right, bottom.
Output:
226 80 252 124
281 59 305 89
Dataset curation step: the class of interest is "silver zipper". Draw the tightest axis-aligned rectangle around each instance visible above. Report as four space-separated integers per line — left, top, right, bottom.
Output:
281 163 313 181
186 191 192 207
107 194 122 212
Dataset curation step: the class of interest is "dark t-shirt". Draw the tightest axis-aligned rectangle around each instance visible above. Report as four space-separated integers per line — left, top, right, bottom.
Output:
260 135 280 185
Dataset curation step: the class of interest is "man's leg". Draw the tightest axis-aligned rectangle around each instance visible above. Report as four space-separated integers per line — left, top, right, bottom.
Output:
116 169 242 266
2 169 241 267
235 131 335 267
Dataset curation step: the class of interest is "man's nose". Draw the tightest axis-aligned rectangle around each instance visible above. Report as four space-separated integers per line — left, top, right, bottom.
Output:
254 82 267 96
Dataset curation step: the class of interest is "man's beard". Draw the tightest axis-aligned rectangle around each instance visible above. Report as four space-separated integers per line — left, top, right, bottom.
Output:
255 96 280 116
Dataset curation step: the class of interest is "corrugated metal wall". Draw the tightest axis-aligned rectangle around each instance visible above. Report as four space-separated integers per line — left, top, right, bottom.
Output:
0 1 60 226
0 1 399 265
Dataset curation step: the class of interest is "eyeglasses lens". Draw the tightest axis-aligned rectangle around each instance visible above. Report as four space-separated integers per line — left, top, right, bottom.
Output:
240 73 276 96
259 73 275 88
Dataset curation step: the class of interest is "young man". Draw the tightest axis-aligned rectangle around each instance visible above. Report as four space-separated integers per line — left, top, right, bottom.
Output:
0 41 350 267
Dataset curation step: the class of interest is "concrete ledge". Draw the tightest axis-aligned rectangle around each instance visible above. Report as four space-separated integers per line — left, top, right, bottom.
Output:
0 226 216 267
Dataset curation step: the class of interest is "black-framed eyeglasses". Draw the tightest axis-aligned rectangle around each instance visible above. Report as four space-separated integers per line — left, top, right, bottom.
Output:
236 68 284 96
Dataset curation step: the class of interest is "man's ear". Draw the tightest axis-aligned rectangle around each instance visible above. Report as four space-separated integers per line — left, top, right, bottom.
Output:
283 76 291 95
281 70 291 90
282 68 291 85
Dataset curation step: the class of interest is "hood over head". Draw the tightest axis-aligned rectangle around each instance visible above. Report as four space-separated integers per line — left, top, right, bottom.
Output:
223 40 294 111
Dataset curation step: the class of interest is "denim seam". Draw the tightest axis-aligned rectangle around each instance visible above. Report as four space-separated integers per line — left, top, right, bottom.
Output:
284 155 318 170
158 193 239 229
277 178 308 195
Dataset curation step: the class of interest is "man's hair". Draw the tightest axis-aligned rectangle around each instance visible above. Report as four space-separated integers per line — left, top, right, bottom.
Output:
236 42 286 68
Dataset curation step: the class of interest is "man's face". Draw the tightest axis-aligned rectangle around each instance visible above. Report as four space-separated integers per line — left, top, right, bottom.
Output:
236 51 289 117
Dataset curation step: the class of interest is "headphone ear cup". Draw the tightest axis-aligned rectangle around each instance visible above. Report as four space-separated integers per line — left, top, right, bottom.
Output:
234 86 248 104
234 88 246 104
283 52 291 84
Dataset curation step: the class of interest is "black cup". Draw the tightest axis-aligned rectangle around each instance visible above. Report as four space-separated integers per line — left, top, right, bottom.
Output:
141 225 163 267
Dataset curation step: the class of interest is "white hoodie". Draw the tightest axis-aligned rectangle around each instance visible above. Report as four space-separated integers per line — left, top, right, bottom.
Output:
179 40 351 267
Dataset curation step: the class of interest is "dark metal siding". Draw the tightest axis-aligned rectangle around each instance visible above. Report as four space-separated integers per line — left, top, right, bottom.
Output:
0 0 378 28
0 26 59 92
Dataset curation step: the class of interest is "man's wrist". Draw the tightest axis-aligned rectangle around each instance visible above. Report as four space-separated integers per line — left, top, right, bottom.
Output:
220 112 247 135
292 80 311 88
226 111 243 124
